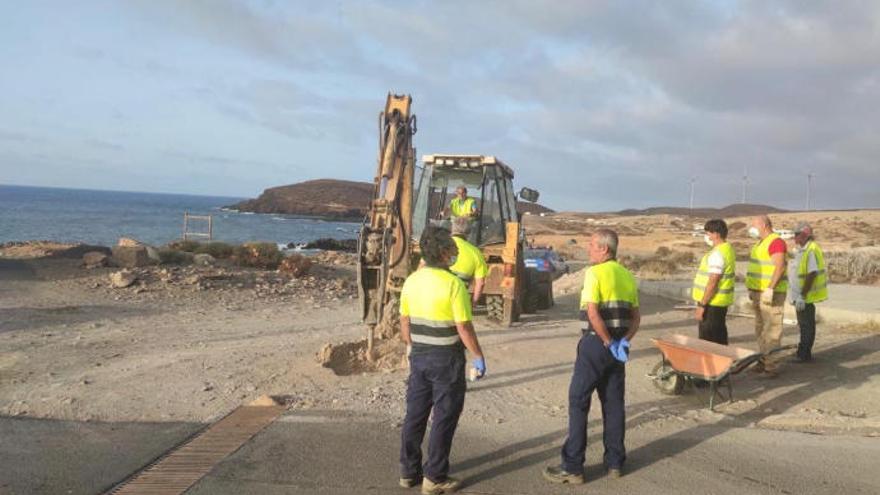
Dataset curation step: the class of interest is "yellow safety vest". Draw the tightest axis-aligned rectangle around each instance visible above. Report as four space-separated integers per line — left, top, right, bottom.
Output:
449 236 488 281
579 260 639 338
746 233 788 293
399 267 471 354
450 197 476 217
692 242 736 307
799 240 828 304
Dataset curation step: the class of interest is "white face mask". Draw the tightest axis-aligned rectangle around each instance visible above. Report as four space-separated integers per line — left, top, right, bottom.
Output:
704 234 713 247
748 226 760 239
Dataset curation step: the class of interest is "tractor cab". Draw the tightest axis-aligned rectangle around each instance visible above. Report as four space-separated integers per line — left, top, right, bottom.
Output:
413 155 527 246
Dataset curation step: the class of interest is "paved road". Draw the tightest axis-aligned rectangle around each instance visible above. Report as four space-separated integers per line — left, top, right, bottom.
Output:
185 409 880 494
0 416 201 495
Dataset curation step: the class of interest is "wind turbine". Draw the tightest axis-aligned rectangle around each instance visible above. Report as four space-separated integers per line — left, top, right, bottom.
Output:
741 165 749 204
806 172 815 211
689 176 697 210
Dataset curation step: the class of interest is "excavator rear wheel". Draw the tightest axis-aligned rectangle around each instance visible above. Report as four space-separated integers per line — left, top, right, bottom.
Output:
486 295 504 322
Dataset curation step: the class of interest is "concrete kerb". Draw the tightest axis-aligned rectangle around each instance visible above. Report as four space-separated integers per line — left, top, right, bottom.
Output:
638 280 880 327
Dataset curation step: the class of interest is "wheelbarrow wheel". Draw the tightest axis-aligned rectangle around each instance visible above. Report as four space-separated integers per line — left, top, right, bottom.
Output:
651 361 684 396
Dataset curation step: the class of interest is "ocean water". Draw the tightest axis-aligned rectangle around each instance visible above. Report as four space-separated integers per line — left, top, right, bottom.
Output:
0 185 360 247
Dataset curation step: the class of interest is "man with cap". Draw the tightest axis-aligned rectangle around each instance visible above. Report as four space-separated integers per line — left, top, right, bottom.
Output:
787 222 828 362
449 217 488 307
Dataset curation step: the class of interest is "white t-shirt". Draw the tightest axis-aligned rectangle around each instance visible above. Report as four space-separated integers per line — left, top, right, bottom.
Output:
787 248 819 299
706 250 725 275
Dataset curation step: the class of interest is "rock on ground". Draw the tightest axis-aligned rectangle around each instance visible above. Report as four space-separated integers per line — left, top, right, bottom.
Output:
112 246 152 268
82 251 109 269
109 270 137 288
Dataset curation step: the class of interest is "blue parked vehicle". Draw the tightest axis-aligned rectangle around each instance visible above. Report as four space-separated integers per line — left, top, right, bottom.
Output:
524 248 570 279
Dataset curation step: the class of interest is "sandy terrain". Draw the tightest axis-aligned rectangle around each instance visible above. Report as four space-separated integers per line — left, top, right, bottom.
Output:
525 209 880 284
1 247 878 440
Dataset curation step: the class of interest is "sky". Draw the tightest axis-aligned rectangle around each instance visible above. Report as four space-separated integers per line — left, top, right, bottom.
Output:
1 0 878 211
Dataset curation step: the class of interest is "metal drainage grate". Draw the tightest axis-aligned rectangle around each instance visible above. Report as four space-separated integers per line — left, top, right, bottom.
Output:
107 404 285 495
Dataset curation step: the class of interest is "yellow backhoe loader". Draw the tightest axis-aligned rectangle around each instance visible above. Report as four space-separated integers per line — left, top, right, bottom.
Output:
357 94 549 355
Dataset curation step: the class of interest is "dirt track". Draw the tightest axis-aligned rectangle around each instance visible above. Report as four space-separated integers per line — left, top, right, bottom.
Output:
2 256 878 437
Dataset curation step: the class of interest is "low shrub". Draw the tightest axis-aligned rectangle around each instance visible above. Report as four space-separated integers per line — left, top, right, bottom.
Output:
158 248 193 265
279 253 312 277
195 241 235 259
167 240 200 252
826 252 880 285
233 242 283 270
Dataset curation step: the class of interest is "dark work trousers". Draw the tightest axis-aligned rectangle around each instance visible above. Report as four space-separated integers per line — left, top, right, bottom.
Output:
561 333 626 473
400 351 466 482
698 305 729 345
796 303 817 360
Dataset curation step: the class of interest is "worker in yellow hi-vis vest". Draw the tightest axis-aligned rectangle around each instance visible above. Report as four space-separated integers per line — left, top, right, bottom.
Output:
398 227 485 494
745 215 788 376
449 217 488 306
692 219 736 345
446 186 478 219
787 222 828 363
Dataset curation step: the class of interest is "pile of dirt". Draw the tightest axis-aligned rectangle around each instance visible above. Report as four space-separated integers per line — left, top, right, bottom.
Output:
317 338 407 376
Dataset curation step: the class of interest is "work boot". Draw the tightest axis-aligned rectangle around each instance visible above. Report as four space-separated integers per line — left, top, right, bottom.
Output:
542 465 585 485
607 467 623 479
399 475 422 488
421 476 460 494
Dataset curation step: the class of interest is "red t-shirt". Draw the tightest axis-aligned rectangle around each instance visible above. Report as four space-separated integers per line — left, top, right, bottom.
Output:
768 238 786 256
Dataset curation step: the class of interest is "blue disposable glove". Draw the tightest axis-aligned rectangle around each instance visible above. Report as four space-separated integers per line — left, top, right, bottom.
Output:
610 338 630 363
472 357 486 378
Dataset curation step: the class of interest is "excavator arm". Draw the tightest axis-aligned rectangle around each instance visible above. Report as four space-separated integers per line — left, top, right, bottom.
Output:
357 93 416 351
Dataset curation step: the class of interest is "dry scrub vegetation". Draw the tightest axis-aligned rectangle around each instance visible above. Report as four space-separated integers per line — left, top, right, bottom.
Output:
826 252 880 285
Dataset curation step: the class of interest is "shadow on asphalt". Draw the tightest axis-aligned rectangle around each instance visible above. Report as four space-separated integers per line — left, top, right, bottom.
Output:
458 334 880 486
455 395 684 486
624 334 880 475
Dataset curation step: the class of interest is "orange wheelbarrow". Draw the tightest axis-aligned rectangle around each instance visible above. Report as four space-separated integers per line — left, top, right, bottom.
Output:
649 334 795 410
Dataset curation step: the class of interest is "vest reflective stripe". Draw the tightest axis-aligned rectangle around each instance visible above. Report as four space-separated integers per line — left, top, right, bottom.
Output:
692 242 736 307
410 317 456 328
746 233 788 293
450 197 476 217
400 267 469 354
799 241 828 304
410 333 461 346
579 260 639 339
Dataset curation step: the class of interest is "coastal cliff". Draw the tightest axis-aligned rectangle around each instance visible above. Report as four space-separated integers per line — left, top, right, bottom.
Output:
229 179 373 219
230 179 555 219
